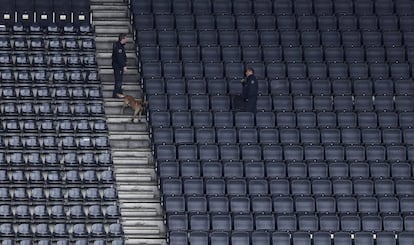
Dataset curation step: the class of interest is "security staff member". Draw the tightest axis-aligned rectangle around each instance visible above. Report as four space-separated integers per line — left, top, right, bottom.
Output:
112 33 127 98
242 67 258 113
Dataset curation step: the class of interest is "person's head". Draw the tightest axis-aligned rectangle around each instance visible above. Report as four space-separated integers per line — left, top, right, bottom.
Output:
119 33 127 44
245 67 254 76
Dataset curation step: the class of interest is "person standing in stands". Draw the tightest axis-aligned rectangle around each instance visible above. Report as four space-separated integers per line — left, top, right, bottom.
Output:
112 33 128 98
242 67 258 113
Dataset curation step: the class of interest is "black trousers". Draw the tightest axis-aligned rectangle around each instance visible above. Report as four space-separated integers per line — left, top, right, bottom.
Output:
113 68 124 96
245 96 257 113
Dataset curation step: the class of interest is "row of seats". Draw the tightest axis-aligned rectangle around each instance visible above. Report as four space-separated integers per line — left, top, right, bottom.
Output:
149 110 414 128
144 77 414 96
0 204 120 220
167 212 414 232
132 0 414 16
1 23 94 38
0 169 114 184
162 176 414 196
0 134 110 149
141 60 414 80
0 101 105 117
148 95 414 113
0 36 95 52
168 230 412 245
148 94 414 112
155 143 414 162
0 85 103 99
0 0 91 28
0 53 97 68
154 126 414 145
0 69 100 83
140 45 414 64
136 29 414 47
166 194 414 215
165 193 414 214
0 187 117 203
0 239 123 245
0 222 122 238
0 119 107 134
159 160 414 179
0 151 112 168
134 13 414 32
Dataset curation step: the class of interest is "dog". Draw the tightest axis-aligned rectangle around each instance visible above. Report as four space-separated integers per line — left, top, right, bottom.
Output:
118 94 147 122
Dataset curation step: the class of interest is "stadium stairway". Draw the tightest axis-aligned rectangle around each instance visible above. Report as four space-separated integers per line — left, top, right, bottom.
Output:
91 0 167 244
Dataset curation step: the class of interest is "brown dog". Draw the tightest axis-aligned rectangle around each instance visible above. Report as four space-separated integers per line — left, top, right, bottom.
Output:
118 94 146 122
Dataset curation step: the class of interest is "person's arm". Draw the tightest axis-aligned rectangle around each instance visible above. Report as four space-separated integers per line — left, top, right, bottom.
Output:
112 42 127 69
122 48 127 71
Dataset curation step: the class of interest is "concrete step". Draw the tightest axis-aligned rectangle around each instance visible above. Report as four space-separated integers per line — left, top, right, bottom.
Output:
97 52 138 67
110 139 150 149
107 122 147 132
93 11 129 19
102 91 143 100
112 149 152 159
117 175 154 182
123 219 165 228
105 113 145 120
100 78 140 85
101 82 141 90
91 5 129 12
116 167 156 174
114 154 153 162
110 132 149 140
122 209 161 218
110 140 150 149
96 35 135 43
96 40 136 51
95 25 131 34
117 177 156 184
99 67 140 82
94 19 131 27
117 185 159 194
121 202 163 211
104 99 145 109
105 114 147 124
91 0 128 4
118 192 157 201
125 239 167 245
99 73 141 86
116 168 156 178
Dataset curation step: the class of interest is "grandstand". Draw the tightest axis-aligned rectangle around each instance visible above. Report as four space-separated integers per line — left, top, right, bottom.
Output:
1 0 414 244
134 0 414 244
0 0 131 243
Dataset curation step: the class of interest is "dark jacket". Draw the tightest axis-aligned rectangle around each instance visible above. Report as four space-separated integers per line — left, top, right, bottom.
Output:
242 74 258 99
112 41 127 69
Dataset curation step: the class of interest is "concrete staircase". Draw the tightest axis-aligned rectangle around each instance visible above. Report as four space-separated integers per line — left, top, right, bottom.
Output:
90 0 167 244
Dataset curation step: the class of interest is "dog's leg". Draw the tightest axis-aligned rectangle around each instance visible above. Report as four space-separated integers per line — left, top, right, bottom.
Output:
121 102 127 114
131 108 139 122
137 108 143 123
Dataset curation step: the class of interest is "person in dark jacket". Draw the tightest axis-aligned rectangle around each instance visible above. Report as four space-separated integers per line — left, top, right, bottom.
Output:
242 67 258 113
112 33 128 98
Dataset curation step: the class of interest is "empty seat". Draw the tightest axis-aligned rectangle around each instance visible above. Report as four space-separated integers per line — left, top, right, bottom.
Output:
376 232 396 245
292 231 312 244
277 214 297 232
169 231 188 245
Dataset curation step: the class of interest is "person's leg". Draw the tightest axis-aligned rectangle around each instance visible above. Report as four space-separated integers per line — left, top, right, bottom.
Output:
247 97 257 113
113 68 124 97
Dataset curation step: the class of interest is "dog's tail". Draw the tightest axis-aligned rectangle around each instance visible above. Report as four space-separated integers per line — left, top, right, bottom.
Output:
135 99 147 105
